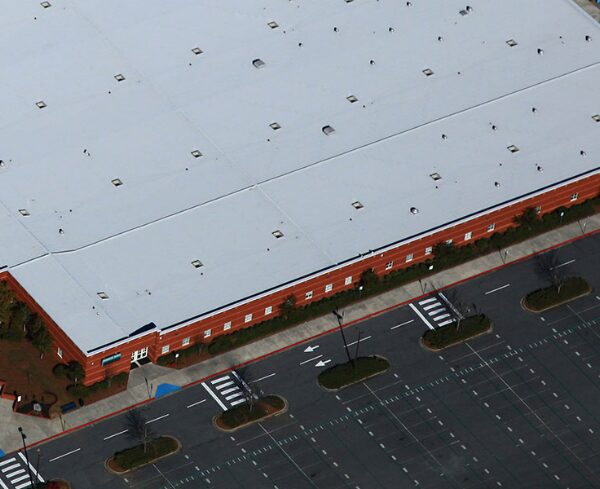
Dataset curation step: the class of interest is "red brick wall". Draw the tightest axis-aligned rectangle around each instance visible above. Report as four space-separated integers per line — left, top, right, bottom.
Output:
2 172 599 385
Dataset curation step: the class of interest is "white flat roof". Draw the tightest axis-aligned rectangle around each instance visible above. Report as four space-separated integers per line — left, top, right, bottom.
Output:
2 0 600 353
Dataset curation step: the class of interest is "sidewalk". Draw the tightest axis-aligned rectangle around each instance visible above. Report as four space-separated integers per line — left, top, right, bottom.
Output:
1 214 599 453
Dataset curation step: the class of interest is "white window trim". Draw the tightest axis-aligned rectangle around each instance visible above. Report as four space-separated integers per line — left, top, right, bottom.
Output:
570 193 579 201
57 347 63 358
386 261 394 270
405 254 413 263
464 232 472 241
161 345 170 354
203 329 212 338
182 337 190 346
325 284 333 293
305 291 313 300
487 223 495 232
425 246 433 255
244 313 253 323
344 276 352 286
265 306 273 315
223 321 232 331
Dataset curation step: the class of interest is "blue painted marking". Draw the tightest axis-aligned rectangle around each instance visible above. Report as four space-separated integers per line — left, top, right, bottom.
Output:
0 449 5 457
155 383 181 398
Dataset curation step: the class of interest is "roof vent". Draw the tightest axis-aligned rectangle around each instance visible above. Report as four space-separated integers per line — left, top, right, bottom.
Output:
494 181 500 187
18 209 30 216
441 134 448 140
191 47 203 55
507 145 519 153
585 35 592 42
114 74 125 82
267 21 279 29
191 260 203 268
269 122 281 130
352 201 364 210
430 173 442 181
97 292 109 299
537 48 544 55
506 39 518 47
252 58 266 69
36 101 47 109
40 1 51 7
322 125 335 135
191 150 202 158
111 178 123 187
272 230 284 239
422 68 434 77
592 114 600 122
536 164 543 172
410 207 419 215
346 95 358 103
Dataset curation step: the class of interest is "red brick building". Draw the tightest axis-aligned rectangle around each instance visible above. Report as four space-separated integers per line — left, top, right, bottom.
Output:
1 1 599 385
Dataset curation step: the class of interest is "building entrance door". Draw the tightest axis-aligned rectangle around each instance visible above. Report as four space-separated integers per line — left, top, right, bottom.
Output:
131 347 149 363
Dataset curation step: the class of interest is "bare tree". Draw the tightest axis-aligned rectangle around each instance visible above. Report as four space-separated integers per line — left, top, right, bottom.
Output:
124 409 154 454
535 250 567 294
232 368 261 413
439 287 476 332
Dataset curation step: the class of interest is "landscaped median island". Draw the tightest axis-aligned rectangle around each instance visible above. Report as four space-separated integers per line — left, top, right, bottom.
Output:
214 395 286 431
317 356 390 390
36 480 71 489
523 276 592 312
422 315 492 351
107 436 180 473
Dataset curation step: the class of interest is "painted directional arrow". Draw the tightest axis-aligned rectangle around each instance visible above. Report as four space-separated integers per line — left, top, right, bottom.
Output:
315 359 331 368
304 345 319 353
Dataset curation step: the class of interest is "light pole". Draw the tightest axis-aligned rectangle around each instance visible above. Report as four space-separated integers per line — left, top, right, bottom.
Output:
17 427 35 489
333 309 353 366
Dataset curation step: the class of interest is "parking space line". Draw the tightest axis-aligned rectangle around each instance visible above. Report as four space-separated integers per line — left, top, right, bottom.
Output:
409 303 434 330
251 373 277 383
202 382 227 410
484 284 511 295
145 414 170 424
103 429 128 440
347 336 371 347
186 399 206 408
300 355 322 365
391 319 414 330
211 375 231 385
423 302 442 311
48 448 80 463
0 459 15 467
419 297 438 305
215 381 234 390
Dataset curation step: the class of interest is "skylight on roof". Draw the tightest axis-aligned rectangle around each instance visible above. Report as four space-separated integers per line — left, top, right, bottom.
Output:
507 145 520 153
191 150 203 158
430 173 442 181
422 68 434 77
97 292 109 299
592 114 600 122
40 1 51 7
352 201 364 210
191 47 203 55
191 260 203 268
253 58 266 69
322 125 335 135
114 74 125 82
18 209 30 216
36 101 47 109
410 207 419 215
269 122 281 130
268 21 279 29
506 39 518 47
111 178 123 187
272 230 284 239
346 95 358 103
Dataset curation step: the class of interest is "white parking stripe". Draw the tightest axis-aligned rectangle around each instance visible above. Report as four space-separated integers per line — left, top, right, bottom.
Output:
7 469 26 478
215 381 234 390
145 414 170 424
427 308 446 316
186 399 206 408
346 336 371 347
230 398 246 406
225 392 243 400
11 474 30 483
433 313 451 321
210 375 231 385
15 481 32 489
48 448 80 463
17 453 43 482
438 319 455 327
202 382 227 410
0 478 8 489
2 464 19 473
409 303 434 330
103 429 128 440
391 319 414 330
220 387 240 395
0 458 16 467
418 297 438 305
484 283 511 295
423 302 442 311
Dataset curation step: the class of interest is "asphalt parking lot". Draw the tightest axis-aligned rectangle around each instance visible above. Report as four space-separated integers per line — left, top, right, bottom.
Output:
5 234 600 489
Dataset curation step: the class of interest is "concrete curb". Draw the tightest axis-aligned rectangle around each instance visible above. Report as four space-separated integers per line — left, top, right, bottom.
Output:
104 435 181 475
212 396 288 433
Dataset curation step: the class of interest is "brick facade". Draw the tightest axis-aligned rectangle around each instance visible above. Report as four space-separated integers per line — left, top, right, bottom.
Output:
1 172 599 385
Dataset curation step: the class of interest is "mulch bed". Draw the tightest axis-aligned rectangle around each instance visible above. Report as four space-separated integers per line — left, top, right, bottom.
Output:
215 396 286 431
317 356 390 390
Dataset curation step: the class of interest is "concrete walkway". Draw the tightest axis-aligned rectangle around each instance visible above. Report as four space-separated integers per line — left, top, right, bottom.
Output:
1 213 598 454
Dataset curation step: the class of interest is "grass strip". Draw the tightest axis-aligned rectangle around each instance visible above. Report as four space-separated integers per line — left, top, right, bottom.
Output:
318 356 390 390
523 277 591 312
422 315 491 350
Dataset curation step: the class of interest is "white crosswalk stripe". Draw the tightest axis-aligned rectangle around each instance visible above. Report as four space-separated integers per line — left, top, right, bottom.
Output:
203 374 249 409
0 452 43 489
411 294 456 329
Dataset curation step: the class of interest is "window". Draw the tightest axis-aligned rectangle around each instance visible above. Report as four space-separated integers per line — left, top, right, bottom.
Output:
322 125 335 135
191 150 202 158
325 284 333 293
464 231 472 241
272 230 284 238
191 260 203 268
265 306 273 315
506 39 518 47
406 254 413 262
97 292 109 299
422 68 434 77
347 95 358 103
162 345 170 354
507 145 519 153
182 337 190 346
571 193 579 202
57 347 63 358
101 353 121 366
114 74 125 82
445 239 453 245
535 206 542 214
487 223 495 232
305 291 313 300
244 313 253 323
223 321 232 331
344 276 352 286
386 261 394 270
425 246 433 255
203 329 212 338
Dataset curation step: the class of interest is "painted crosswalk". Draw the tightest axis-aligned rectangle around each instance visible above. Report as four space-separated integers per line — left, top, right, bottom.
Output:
411 294 457 329
0 453 44 489
202 372 253 410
